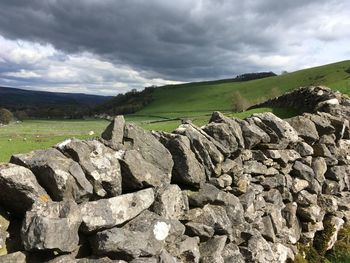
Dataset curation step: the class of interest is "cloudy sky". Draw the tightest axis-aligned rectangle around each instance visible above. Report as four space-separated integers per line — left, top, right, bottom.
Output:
0 0 349 96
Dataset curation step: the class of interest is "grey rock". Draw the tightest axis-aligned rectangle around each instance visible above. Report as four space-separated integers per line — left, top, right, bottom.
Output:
209 174 232 189
260 215 276 242
312 157 327 184
183 205 232 237
101 115 125 150
77 257 127 263
0 163 51 215
185 222 215 240
243 233 275 263
91 227 164 260
291 161 321 194
304 113 335 135
239 119 270 149
318 194 338 214
80 188 154 232
22 200 82 253
153 184 187 220
203 122 239 154
123 123 173 178
0 251 27 263
120 150 171 191
57 139 122 198
251 112 299 144
166 236 200 263
199 235 227 263
157 133 205 188
323 179 342 195
291 178 309 193
297 204 324 223
175 123 224 176
282 202 301 244
243 160 278 176
296 190 318 207
264 149 301 166
326 166 350 189
46 255 76 263
11 148 93 202
221 243 245 263
130 258 158 263
209 112 245 148
287 116 319 143
313 143 332 157
0 207 10 255
294 141 314 157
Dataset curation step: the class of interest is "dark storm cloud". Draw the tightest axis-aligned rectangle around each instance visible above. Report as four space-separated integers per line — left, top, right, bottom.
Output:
0 0 349 94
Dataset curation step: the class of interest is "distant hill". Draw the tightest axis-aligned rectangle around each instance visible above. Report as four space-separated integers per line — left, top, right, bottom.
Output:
131 60 350 118
0 86 112 107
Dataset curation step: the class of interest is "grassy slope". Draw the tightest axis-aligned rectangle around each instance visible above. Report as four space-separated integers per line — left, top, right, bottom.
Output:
136 60 350 118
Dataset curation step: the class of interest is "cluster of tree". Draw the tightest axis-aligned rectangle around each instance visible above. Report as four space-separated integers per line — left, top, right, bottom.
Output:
0 108 13 124
93 86 155 116
235 72 277 81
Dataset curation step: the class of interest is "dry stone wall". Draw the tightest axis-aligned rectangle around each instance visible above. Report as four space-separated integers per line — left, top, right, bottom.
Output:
0 86 350 262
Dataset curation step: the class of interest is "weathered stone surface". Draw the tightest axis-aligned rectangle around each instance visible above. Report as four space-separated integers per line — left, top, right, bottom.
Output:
243 160 278 176
0 163 50 215
76 257 127 263
0 251 27 263
294 141 314 156
91 227 164 260
22 200 82 253
287 115 319 143
325 165 350 190
0 208 9 255
304 113 335 135
166 236 200 263
123 123 173 177
46 255 76 263
175 123 224 176
209 111 245 148
120 150 171 191
312 157 327 184
242 232 275 263
153 184 187 220
91 211 182 261
157 133 205 188
203 122 239 153
101 115 125 150
183 205 232 237
199 235 227 263
80 188 154 232
250 112 299 144
292 161 321 194
11 148 93 202
221 243 245 263
239 119 270 149
57 139 122 198
185 222 215 240
297 204 324 223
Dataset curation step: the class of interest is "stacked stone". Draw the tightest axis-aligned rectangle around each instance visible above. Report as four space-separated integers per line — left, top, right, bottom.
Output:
0 86 349 263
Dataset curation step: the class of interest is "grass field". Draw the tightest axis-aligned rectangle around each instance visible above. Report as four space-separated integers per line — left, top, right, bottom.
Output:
1 60 350 162
136 60 350 118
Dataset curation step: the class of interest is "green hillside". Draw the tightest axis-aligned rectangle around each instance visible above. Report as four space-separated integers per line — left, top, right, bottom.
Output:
135 60 350 118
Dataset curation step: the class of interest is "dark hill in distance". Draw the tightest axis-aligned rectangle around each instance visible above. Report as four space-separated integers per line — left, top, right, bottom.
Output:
0 86 113 107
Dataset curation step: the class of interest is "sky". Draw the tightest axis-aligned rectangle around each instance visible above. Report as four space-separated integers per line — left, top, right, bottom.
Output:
0 0 349 96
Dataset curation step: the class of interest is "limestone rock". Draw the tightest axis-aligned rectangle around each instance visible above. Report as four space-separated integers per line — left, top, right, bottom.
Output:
209 112 245 148
120 150 171 191
80 188 154 232
175 123 224 176
101 115 125 150
57 139 122 198
287 115 319 143
21 200 82 253
11 148 93 203
152 184 187 220
157 133 205 188
123 123 173 177
250 112 299 144
0 163 50 215
199 235 227 263
239 120 270 149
